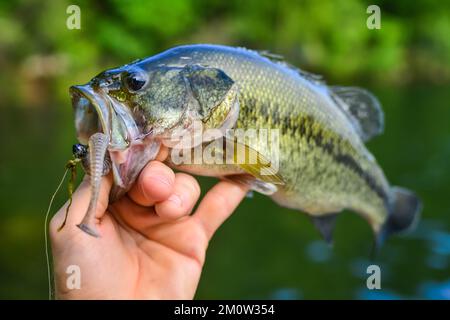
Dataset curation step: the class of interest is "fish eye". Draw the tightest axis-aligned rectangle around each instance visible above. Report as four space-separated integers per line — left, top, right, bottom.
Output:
124 70 148 92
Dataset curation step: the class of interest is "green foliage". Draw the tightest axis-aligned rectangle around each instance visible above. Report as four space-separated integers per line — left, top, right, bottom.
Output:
0 0 449 107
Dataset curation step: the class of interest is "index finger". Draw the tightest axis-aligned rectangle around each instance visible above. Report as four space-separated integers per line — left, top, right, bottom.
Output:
194 180 249 240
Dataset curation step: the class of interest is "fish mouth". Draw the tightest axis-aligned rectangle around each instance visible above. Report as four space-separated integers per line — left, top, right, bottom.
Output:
70 85 111 145
70 84 140 149
70 84 157 194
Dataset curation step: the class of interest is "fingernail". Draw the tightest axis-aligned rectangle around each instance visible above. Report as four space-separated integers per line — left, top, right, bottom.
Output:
167 194 182 207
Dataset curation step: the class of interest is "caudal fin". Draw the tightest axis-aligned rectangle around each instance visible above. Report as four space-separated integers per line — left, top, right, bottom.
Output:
377 187 422 246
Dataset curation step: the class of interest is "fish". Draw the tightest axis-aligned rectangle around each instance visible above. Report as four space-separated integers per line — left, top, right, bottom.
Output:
69 44 421 244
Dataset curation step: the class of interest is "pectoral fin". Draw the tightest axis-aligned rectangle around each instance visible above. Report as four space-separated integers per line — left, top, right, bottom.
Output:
226 138 285 185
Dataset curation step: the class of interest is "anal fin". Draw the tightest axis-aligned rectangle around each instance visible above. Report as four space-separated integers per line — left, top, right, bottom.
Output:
311 213 339 245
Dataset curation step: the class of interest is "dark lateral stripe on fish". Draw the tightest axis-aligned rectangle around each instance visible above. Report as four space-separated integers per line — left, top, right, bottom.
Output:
241 99 388 204
299 115 388 204
333 153 387 202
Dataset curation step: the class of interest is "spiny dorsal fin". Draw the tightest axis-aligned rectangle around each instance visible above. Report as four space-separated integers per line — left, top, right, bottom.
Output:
257 50 285 61
254 49 384 141
311 213 338 244
330 86 384 142
256 50 325 85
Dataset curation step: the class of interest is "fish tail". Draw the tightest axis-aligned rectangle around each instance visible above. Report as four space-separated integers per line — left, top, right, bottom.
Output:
376 186 422 246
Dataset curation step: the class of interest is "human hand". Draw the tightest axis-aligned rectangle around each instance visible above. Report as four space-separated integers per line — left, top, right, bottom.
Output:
50 155 249 299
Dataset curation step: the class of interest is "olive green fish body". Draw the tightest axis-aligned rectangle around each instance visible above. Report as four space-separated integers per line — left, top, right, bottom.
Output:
71 44 421 241
138 45 393 232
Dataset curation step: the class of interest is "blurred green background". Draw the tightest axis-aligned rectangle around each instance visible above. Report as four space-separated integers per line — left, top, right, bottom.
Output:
0 0 449 299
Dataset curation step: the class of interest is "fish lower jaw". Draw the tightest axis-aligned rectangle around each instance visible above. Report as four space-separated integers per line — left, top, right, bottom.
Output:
108 138 162 200
109 148 130 165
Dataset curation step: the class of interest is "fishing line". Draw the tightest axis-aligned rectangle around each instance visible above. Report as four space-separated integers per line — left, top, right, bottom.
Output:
44 167 69 300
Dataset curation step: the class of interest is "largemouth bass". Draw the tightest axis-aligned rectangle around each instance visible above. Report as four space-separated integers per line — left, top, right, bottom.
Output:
70 44 421 243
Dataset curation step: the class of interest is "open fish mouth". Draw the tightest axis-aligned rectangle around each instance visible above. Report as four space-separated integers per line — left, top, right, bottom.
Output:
70 84 141 150
69 83 161 198
70 85 111 145
70 84 132 194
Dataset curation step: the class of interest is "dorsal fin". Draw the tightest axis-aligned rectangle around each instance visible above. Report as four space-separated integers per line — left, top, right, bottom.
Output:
256 50 325 85
330 86 384 142
253 49 383 141
257 50 285 61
